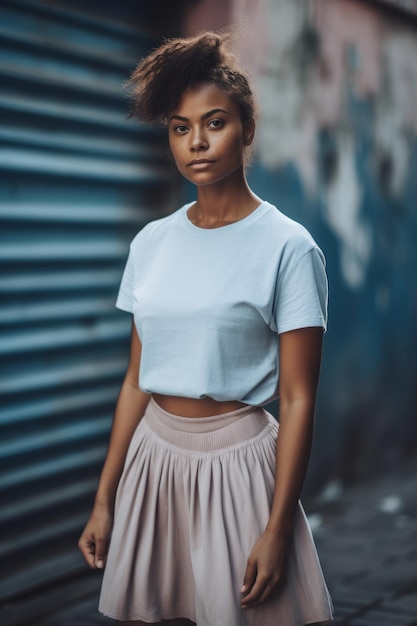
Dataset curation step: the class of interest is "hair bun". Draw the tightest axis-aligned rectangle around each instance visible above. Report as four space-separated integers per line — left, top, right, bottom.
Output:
126 29 256 127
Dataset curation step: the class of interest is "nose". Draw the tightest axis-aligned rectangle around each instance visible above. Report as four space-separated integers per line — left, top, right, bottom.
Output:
190 128 208 152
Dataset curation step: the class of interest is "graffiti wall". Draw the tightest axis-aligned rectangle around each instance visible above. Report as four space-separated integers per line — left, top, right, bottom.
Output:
184 0 417 489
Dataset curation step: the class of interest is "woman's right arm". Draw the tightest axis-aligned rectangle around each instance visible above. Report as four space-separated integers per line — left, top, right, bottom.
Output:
78 319 150 569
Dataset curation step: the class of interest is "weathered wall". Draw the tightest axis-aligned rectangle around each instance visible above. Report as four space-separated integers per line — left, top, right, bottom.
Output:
184 0 417 490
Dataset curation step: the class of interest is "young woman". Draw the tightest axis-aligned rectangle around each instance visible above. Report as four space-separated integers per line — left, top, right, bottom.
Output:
79 31 334 626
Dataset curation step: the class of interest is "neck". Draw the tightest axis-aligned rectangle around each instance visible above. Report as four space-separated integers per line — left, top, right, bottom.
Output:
190 170 262 229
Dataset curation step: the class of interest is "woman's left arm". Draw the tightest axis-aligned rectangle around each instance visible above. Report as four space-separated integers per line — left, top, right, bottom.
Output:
241 326 323 609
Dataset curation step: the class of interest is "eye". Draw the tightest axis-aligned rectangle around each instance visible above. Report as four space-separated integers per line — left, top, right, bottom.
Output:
208 119 224 129
173 125 188 134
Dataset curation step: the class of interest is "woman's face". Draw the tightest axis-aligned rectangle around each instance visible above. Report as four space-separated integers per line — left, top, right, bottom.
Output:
168 82 254 187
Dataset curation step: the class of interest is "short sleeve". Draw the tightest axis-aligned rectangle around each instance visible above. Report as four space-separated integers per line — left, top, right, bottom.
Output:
115 244 135 313
274 246 328 334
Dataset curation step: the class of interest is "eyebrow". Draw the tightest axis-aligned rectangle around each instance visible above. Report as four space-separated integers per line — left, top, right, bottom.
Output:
168 108 230 123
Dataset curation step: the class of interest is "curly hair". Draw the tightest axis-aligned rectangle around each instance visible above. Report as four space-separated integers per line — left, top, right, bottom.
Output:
126 30 258 129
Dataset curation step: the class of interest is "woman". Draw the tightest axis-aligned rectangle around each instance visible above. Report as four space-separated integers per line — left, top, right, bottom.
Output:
79 30 334 626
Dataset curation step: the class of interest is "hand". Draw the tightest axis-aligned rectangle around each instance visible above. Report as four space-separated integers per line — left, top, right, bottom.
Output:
241 529 289 609
78 504 113 570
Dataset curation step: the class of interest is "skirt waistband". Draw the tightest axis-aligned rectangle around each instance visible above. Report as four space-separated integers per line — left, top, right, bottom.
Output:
144 396 273 452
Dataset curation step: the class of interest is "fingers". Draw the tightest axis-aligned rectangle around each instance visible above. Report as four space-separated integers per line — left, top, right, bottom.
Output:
78 535 97 569
241 529 289 609
241 573 279 608
94 536 110 569
78 531 109 569
241 558 257 597
78 509 113 570
241 561 283 608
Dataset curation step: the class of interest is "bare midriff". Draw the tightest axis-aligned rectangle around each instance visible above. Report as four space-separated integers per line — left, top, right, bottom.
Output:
153 393 246 418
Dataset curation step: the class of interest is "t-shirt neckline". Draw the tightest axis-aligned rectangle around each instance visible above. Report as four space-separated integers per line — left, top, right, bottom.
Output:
179 200 269 236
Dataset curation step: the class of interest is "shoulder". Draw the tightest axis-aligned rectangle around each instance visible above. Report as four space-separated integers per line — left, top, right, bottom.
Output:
258 201 320 260
129 203 188 253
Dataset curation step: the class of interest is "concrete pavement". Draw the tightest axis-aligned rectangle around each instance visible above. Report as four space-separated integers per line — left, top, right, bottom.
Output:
312 459 417 625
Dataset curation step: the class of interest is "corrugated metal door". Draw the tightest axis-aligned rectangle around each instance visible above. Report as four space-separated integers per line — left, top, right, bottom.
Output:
0 0 178 601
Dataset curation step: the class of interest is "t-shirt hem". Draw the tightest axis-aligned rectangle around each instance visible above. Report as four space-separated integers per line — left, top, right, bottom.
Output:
278 318 327 334
115 300 133 313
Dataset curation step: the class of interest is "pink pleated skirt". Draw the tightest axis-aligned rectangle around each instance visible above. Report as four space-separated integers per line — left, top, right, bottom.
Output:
99 397 333 625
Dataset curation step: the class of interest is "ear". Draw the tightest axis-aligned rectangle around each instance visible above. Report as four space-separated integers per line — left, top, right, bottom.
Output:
243 119 255 146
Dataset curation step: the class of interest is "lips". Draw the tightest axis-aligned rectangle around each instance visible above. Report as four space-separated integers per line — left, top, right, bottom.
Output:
187 159 215 168
187 158 214 165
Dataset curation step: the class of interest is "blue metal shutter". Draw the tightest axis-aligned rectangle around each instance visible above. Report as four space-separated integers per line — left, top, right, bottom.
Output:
0 0 178 601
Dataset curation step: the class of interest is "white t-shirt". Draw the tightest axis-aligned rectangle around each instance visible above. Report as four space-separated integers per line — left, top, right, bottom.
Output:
116 200 328 406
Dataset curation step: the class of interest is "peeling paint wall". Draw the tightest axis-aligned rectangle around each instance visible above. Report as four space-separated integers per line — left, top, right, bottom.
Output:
184 0 417 489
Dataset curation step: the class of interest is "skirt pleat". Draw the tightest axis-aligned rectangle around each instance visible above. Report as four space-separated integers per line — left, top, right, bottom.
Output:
99 398 333 625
